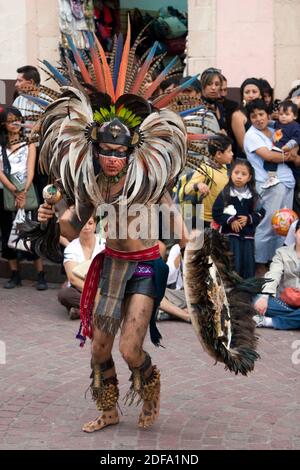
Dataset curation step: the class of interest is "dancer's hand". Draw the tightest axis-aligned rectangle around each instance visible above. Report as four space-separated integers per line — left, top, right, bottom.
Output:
38 202 55 223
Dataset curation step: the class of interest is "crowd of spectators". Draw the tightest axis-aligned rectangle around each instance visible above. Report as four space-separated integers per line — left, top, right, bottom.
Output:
1 63 300 330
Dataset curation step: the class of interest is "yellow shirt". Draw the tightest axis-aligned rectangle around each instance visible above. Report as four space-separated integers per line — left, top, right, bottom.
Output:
184 164 229 222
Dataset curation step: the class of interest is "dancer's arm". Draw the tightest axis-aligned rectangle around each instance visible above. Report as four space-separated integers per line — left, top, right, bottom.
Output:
160 191 190 249
38 200 94 241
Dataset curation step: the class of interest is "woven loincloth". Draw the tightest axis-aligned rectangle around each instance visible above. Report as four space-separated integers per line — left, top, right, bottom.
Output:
78 245 168 347
94 257 138 335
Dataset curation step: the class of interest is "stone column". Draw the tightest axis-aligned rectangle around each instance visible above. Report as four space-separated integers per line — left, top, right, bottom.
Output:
274 0 300 99
187 0 217 77
0 0 28 80
31 0 60 84
0 0 59 80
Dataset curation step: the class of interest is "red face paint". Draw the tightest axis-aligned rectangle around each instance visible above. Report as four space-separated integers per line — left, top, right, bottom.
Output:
99 155 127 177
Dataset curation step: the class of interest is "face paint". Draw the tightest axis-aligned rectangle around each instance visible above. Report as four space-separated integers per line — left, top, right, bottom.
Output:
99 148 129 158
99 155 127 177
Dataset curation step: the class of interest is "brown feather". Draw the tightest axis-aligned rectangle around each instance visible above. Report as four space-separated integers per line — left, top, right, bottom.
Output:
125 23 150 86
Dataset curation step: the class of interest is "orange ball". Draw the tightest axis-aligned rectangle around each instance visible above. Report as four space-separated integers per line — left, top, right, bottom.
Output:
271 208 298 236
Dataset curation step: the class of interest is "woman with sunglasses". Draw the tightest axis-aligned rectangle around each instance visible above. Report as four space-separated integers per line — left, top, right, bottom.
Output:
0 106 48 290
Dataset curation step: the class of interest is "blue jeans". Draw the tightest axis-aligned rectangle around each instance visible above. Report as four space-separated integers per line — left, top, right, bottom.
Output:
266 296 300 330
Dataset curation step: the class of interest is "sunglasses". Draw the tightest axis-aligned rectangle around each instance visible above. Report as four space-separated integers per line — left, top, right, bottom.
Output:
6 118 22 124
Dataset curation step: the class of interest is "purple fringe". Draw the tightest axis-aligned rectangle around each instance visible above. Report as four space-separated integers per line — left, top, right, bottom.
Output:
76 322 86 348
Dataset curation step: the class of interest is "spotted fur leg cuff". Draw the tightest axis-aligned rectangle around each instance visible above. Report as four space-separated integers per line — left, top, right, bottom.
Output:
124 352 160 406
90 358 119 411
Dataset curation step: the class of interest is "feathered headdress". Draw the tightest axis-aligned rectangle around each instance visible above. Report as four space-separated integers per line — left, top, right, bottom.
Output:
21 17 226 191
20 18 200 213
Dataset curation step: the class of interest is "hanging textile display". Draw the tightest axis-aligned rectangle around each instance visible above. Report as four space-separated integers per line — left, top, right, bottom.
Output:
59 1 120 52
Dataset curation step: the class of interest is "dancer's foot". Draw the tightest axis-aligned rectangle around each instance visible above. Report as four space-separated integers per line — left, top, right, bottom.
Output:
138 395 160 429
82 408 119 433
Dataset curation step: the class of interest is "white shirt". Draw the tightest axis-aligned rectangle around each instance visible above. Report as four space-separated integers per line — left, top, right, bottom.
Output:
0 145 29 189
166 244 183 289
64 235 106 287
13 95 43 118
64 235 105 264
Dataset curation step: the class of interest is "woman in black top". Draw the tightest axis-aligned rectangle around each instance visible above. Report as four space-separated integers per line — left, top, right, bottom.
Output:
200 68 227 131
230 77 264 158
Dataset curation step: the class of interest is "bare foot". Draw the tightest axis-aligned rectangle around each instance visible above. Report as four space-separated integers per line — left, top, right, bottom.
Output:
82 408 119 433
138 395 160 429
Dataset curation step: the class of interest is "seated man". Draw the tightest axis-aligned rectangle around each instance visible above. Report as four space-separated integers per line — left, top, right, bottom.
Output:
57 215 105 319
157 243 190 323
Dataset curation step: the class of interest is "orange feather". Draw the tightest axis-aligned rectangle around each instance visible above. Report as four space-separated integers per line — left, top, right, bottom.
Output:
115 16 131 99
152 87 182 109
94 34 115 101
74 54 93 86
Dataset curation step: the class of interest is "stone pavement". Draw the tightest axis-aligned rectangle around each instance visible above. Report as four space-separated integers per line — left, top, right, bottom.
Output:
0 279 300 451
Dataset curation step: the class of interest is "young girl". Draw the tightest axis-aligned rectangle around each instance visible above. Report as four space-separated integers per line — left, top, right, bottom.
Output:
0 106 47 290
212 159 265 278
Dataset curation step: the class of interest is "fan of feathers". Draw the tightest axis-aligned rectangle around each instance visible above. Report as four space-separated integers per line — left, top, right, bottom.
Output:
183 229 267 375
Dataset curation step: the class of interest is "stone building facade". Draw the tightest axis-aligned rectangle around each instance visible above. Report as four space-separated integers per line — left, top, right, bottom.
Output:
0 0 300 103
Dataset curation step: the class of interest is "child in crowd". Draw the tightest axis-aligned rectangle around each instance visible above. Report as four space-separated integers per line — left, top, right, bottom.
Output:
263 100 300 189
212 159 265 278
175 134 233 230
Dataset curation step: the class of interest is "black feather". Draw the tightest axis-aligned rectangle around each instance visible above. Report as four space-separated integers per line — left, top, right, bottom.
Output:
184 229 267 376
17 215 63 264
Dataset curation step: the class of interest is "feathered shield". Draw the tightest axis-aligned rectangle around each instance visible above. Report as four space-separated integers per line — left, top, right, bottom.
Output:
184 229 266 376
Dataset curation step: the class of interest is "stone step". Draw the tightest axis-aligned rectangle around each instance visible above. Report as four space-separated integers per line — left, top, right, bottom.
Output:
0 257 65 284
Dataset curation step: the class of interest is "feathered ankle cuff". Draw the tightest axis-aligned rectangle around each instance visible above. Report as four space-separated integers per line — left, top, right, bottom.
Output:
124 353 160 406
90 358 119 411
